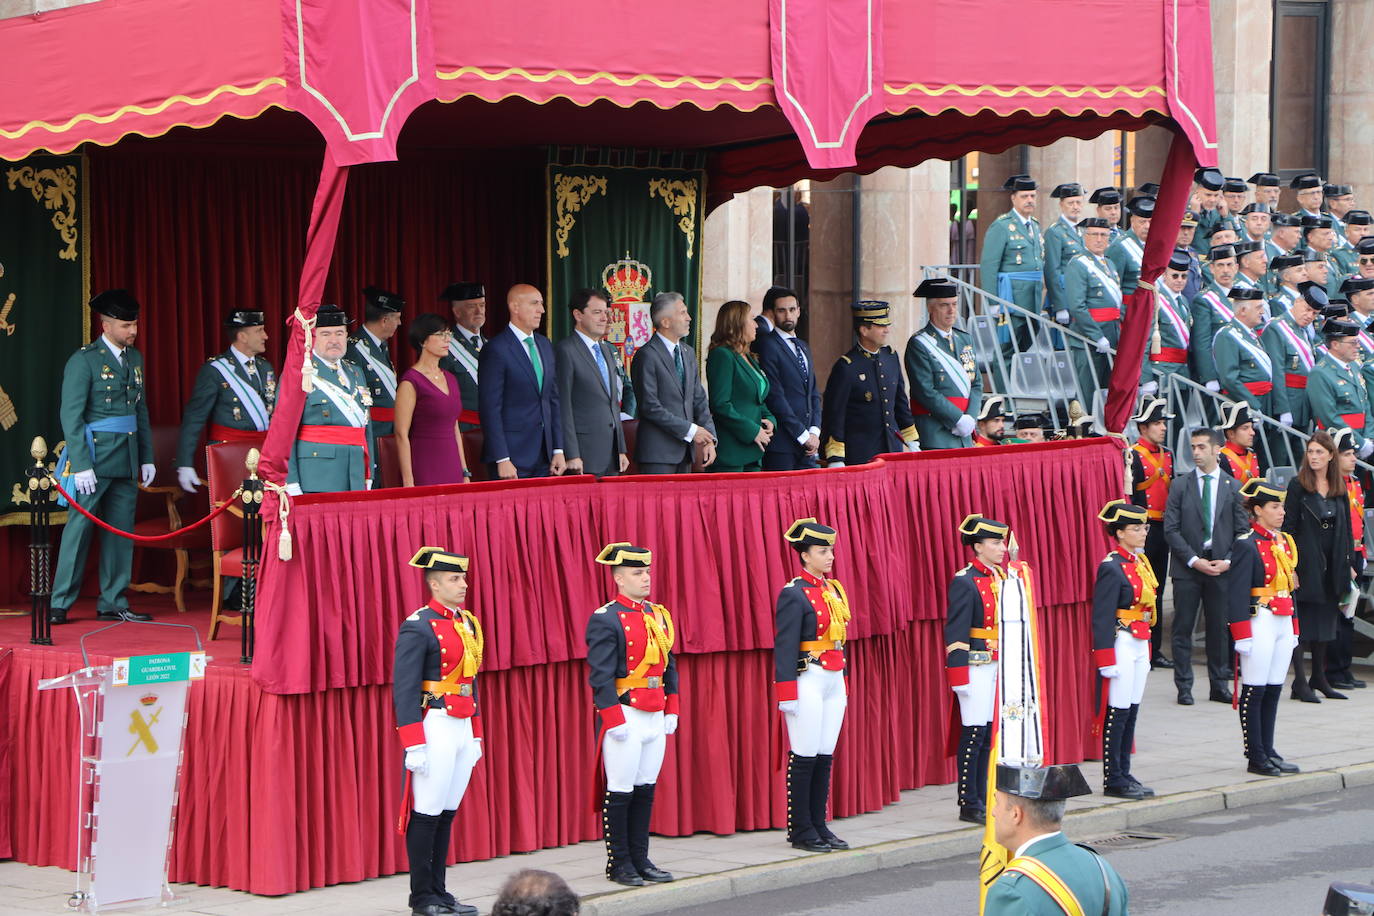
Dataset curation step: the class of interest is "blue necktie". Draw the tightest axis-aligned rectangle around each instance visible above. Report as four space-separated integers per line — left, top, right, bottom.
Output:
592 342 610 393
791 338 808 380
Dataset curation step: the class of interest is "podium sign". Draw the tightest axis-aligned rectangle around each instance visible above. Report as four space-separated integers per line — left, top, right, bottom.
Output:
39 650 206 912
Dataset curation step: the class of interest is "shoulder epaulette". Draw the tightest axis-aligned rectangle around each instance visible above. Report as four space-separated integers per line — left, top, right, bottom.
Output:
840 355 852 364
594 602 613 615
955 564 972 577
405 608 425 621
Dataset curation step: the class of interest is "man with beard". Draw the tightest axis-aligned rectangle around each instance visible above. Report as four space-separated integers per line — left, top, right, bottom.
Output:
755 286 822 469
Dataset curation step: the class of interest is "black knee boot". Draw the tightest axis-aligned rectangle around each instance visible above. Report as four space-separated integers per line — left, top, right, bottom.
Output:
1310 642 1348 700
811 754 847 849
429 808 458 908
787 752 828 851
1120 704 1154 795
956 725 989 823
1240 685 1279 775
1263 684 1299 772
628 784 673 882
1291 643 1320 702
405 811 442 911
603 790 643 886
1103 707 1144 799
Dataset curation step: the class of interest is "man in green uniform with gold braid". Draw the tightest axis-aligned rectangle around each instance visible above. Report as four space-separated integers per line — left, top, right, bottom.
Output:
285 304 376 494
1190 168 1226 255
1105 195 1153 296
979 175 1043 373
49 290 156 625
1063 217 1123 402
1333 210 1371 278
1042 182 1085 320
905 278 981 449
1307 317 1374 457
438 281 486 430
347 285 403 478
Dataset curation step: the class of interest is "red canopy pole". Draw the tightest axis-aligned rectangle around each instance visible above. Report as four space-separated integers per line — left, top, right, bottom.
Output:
1103 132 1197 432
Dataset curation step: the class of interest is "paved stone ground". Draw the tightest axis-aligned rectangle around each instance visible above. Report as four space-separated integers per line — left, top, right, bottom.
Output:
3 657 1371 916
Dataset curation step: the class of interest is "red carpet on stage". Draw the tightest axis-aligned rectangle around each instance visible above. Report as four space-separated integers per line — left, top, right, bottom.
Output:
2 439 1121 894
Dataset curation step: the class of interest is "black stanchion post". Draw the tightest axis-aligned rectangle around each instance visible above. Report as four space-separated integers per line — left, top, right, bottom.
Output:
240 448 264 665
27 437 53 646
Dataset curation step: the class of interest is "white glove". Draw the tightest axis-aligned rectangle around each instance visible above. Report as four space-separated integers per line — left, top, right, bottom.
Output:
176 466 200 493
1095 337 1113 355
986 303 1002 317
606 723 630 742
1098 665 1120 679
365 479 374 490
827 460 844 468
1279 412 1294 427
1205 380 1221 393
72 469 97 496
1287 633 1301 650
140 464 157 488
404 746 428 775
953 415 976 438
907 440 922 453
778 700 799 715
284 482 303 497
1055 309 1071 325
663 713 679 735
1234 637 1253 656
1140 381 1158 396
1360 440 1374 460
952 682 972 697
472 738 483 763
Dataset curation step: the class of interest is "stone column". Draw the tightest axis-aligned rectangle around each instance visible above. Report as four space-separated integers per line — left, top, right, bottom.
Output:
1210 0 1272 179
700 186 774 348
1330 0 1374 202
806 175 857 388
1132 125 1175 188
1025 135 1117 201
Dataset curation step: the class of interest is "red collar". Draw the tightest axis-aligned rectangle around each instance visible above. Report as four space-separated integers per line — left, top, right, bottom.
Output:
798 569 825 587
1223 443 1249 456
1114 546 1137 562
970 559 1001 577
1135 438 1161 453
426 598 457 620
614 594 646 611
1250 523 1276 541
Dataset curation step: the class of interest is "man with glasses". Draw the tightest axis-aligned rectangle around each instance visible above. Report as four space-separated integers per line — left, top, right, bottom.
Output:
1064 217 1123 403
1333 210 1372 278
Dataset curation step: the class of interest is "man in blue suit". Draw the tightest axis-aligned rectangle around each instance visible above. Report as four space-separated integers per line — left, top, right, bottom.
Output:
477 284 566 479
754 286 821 470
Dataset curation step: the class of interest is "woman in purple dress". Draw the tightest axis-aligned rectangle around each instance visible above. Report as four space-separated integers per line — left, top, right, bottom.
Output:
394 313 470 486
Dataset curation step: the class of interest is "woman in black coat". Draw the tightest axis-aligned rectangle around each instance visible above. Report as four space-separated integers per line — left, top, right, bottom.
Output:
1282 432 1359 702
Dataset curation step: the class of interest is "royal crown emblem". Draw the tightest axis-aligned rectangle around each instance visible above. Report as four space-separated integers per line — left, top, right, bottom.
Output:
601 252 655 370
603 254 653 305
140 693 158 706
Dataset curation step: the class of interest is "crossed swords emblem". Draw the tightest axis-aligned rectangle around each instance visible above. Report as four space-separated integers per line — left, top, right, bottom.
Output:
127 708 161 756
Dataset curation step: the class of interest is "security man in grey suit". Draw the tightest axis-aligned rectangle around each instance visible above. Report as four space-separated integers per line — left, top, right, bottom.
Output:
556 288 629 477
630 291 717 474
1162 426 1249 705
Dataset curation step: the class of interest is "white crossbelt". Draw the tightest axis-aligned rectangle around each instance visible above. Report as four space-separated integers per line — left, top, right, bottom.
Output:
447 336 480 384
353 341 397 399
209 358 270 430
312 369 369 427
1075 254 1123 308
915 332 972 397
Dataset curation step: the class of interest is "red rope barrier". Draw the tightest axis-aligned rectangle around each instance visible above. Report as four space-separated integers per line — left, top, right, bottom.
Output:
52 477 241 543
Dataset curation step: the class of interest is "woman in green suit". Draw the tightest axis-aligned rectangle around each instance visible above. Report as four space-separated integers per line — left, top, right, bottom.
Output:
706 300 776 471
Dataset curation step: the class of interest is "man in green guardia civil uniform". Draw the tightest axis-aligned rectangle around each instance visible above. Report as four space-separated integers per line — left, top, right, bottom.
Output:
1087 187 1123 244
1261 282 1323 432
979 175 1043 369
1064 217 1124 401
437 281 487 430
175 308 276 494
905 278 982 449
285 304 376 495
1333 210 1371 278
49 290 155 625
1221 177 1250 234
1189 168 1226 255
1143 250 1194 394
1249 172 1282 210
1105 195 1153 296
1324 182 1355 235
1042 182 1085 320
1308 317 1374 457
983 764 1128 915
1214 288 1278 450
1189 244 1240 393
1267 252 1306 319
346 285 403 477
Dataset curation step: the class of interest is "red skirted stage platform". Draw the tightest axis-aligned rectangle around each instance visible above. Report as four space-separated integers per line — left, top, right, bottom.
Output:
2 439 1122 894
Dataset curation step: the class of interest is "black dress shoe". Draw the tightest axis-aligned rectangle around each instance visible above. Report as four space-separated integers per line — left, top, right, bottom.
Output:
791 837 832 852
637 865 675 883
1269 756 1300 774
98 608 153 622
412 906 461 916
1247 760 1282 777
1127 777 1155 797
958 805 986 825
1209 688 1234 704
1176 691 1194 706
1151 655 1174 669
1313 682 1349 700
1329 676 1357 690
1104 783 1148 800
818 832 849 850
48 607 70 625
1350 677 1367 688
607 865 645 886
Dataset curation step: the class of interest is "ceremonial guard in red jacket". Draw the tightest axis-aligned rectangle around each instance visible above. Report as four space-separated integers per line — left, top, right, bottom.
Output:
774 518 852 852
587 542 679 886
1218 401 1262 483
393 547 485 916
945 514 1010 824
1092 501 1158 800
1227 478 1302 777
1129 397 1176 670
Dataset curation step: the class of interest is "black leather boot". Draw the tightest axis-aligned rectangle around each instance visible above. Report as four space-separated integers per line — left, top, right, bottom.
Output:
406 811 444 912
429 809 475 914
1121 704 1154 796
1240 685 1280 776
1261 683 1299 773
787 752 829 851
603 790 643 886
1291 644 1321 703
956 725 989 823
1103 707 1145 799
811 754 847 849
628 784 673 882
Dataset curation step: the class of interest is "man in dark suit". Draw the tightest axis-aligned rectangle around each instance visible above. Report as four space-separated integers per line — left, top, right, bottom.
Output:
555 288 628 477
477 284 566 479
1162 427 1249 704
754 286 821 470
630 291 717 474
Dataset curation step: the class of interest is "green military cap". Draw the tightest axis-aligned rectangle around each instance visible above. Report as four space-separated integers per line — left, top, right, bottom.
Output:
996 763 1092 801
958 514 1009 545
851 300 892 326
408 546 470 573
439 281 485 302
596 542 652 567
315 303 350 327
1239 477 1285 505
1098 499 1148 526
91 289 140 321
785 517 838 550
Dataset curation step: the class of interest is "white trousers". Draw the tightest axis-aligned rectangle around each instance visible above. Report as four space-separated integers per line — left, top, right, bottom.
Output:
1107 631 1150 708
784 665 847 756
414 708 481 815
1240 608 1298 686
955 662 998 726
602 707 666 792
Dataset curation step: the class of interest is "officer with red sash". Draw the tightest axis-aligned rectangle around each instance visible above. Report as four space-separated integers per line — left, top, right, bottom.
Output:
1307 318 1374 457
393 547 485 916
775 518 852 851
587 542 678 886
945 514 1010 824
1227 480 1302 777
285 303 376 494
1129 398 1175 670
1218 402 1262 482
1092 501 1158 800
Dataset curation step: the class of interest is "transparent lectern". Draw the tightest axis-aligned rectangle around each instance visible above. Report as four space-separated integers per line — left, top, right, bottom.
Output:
38 622 207 912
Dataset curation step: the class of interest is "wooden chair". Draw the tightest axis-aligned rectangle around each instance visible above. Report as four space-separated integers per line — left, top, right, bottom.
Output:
129 425 212 612
206 439 262 639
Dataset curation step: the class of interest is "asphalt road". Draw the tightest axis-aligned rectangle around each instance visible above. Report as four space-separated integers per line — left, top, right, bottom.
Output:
659 785 1374 915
